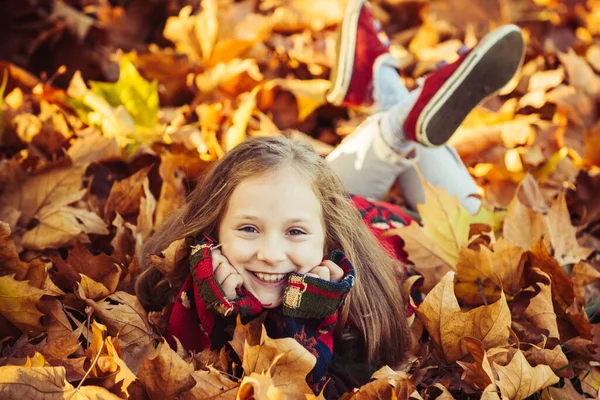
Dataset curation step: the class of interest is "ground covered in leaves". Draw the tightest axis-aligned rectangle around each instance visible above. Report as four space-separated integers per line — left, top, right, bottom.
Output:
0 0 600 398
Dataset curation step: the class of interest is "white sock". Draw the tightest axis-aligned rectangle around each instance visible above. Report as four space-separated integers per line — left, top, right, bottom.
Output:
378 87 423 153
373 60 408 112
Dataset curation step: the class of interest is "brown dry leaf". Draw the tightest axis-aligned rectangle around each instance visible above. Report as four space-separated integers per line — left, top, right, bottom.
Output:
389 222 452 293
52 242 122 294
416 272 511 363
155 154 188 229
455 238 526 305
571 261 600 305
265 79 330 122
456 338 495 392
494 349 560 400
110 213 135 265
0 221 45 281
86 321 137 397
344 366 416 399
0 166 109 250
104 165 153 220
181 366 239 399
518 270 560 340
138 340 196 399
195 58 263 94
523 345 570 378
147 238 188 285
502 178 549 251
0 364 120 400
267 0 345 32
528 240 575 315
67 128 122 167
558 48 600 98
38 298 82 360
136 177 156 244
242 325 316 399
85 291 155 374
547 192 593 265
579 364 600 397
237 371 283 400
22 205 109 250
390 174 500 292
544 378 586 399
0 274 47 333
78 274 111 301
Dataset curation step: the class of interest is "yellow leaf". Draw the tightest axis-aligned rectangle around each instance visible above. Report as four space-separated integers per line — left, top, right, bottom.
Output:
0 365 120 399
494 350 560 400
181 366 239 399
416 272 511 363
0 274 46 333
265 79 330 121
224 86 261 151
138 340 196 398
455 238 525 305
547 192 593 265
242 325 316 399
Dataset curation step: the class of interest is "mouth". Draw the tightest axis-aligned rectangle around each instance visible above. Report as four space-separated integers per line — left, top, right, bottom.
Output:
250 271 289 284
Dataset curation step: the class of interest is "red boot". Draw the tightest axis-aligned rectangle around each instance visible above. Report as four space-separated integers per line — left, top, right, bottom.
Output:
403 24 525 147
326 0 394 107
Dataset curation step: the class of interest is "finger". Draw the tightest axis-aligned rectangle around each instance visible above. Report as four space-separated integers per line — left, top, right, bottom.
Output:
221 274 244 300
214 263 237 285
320 260 344 283
308 266 330 281
211 249 227 271
306 273 320 279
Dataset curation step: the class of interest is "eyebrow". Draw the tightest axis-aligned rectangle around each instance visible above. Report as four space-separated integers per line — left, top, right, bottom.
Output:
233 214 311 224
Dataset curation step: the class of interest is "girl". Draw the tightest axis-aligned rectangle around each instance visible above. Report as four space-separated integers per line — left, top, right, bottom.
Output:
136 1 525 397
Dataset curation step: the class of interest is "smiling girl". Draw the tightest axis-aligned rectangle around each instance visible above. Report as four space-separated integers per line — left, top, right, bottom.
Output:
137 0 524 396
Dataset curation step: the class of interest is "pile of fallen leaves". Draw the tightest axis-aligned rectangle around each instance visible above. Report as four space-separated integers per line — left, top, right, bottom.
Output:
0 0 599 398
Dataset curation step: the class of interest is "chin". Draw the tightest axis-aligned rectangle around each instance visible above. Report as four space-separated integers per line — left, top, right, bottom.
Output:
260 297 283 308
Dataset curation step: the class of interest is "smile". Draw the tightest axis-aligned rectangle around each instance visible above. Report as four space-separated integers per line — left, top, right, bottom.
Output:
251 271 288 283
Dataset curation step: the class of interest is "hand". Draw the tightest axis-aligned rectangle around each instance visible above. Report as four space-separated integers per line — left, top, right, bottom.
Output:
305 260 344 283
211 248 243 300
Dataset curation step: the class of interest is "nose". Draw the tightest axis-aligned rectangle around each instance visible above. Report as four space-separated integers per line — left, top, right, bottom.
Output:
256 234 287 265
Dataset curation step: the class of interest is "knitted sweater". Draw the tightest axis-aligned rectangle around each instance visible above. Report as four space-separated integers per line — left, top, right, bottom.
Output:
166 194 413 395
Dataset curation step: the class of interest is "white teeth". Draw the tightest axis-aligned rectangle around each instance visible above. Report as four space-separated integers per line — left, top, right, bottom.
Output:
253 272 287 282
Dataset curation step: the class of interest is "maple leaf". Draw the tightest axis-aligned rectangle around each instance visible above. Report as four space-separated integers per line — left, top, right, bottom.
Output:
388 170 502 291
0 274 47 333
416 272 511 363
85 321 137 397
456 338 495 392
0 221 45 281
343 366 416 399
571 261 600 305
455 238 526 305
146 238 188 285
51 241 122 295
181 366 239 399
493 349 560 400
38 298 83 360
138 340 196 398
104 165 153 220
85 292 155 374
0 364 121 400
242 325 316 399
67 128 122 167
547 192 593 265
0 166 109 250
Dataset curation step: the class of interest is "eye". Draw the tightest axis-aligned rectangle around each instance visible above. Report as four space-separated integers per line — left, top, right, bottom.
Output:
239 226 258 233
288 228 306 236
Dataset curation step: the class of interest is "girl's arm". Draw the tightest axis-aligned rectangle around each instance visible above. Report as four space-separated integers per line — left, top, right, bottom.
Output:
167 235 263 352
281 250 356 393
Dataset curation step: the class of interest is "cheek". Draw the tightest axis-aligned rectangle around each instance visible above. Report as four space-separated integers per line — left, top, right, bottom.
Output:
292 239 325 273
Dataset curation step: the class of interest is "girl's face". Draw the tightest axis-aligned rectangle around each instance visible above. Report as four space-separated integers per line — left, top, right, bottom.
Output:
218 168 326 308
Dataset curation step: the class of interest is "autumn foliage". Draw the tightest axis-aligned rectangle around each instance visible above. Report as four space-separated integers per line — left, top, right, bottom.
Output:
0 0 600 398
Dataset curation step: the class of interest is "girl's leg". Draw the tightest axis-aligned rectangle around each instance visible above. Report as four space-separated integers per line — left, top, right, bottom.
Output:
325 0 524 213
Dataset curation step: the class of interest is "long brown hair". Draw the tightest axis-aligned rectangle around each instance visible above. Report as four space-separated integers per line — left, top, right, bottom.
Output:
136 136 411 367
